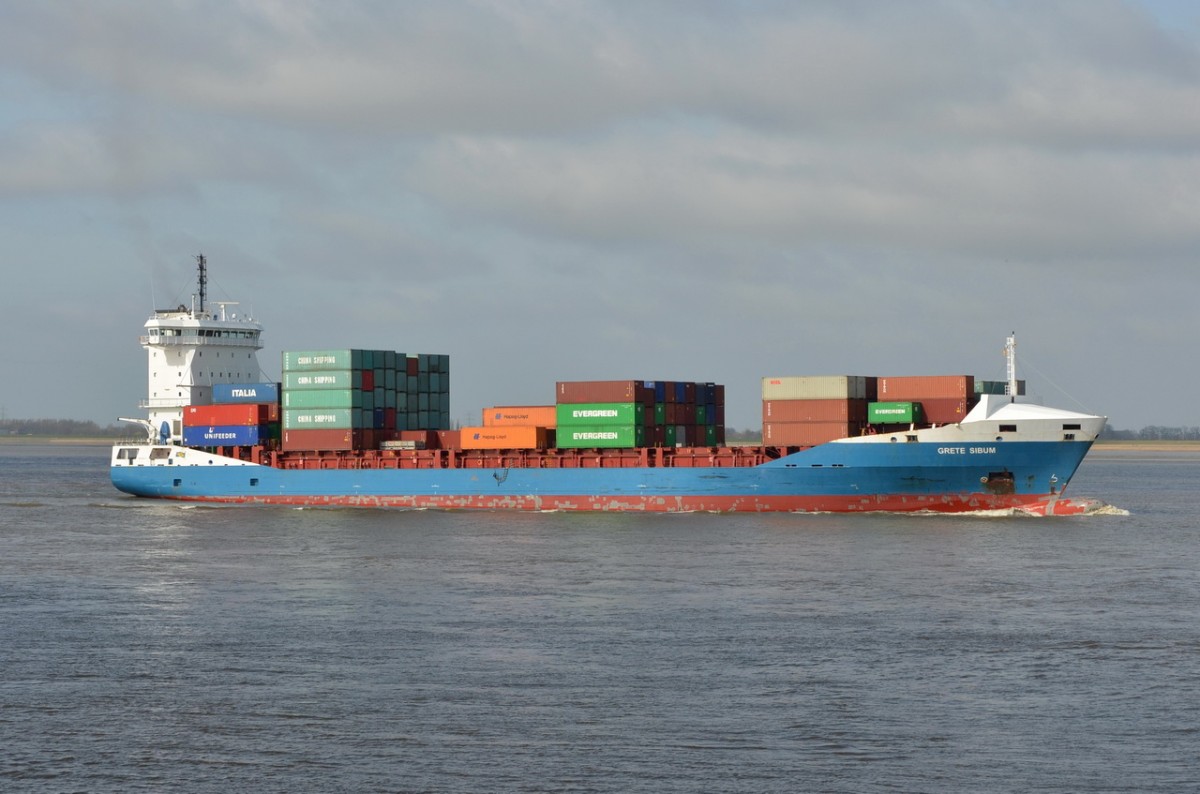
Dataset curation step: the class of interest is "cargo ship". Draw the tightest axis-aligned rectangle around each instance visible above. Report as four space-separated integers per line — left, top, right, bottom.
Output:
111 258 1107 514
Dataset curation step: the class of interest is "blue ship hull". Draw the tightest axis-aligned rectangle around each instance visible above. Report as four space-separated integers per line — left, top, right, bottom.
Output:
110 439 1099 514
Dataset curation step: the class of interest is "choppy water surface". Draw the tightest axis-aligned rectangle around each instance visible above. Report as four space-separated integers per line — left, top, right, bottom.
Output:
1 444 1197 792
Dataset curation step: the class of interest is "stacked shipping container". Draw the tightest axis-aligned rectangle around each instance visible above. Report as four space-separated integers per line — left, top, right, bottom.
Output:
555 380 725 448
280 349 450 451
178 356 995 454
461 380 727 450
876 375 975 426
459 405 557 450
760 375 874 447
181 388 281 448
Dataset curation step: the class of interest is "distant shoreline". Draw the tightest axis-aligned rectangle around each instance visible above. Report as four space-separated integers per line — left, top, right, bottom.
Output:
1091 440 1200 452
0 437 121 446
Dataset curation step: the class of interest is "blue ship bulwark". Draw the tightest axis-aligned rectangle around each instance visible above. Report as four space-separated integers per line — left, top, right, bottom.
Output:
110 439 1094 512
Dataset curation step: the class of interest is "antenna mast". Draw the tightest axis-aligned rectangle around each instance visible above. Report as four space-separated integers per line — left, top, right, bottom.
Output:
196 253 207 314
1005 333 1017 402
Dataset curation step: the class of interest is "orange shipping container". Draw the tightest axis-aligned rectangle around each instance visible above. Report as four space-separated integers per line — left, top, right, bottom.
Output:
459 425 548 450
482 405 558 428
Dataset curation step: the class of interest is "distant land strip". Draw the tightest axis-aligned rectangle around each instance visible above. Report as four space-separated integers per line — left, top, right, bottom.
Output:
3 436 1200 452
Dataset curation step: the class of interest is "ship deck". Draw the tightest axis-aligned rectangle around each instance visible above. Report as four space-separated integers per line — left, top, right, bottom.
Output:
215 445 793 470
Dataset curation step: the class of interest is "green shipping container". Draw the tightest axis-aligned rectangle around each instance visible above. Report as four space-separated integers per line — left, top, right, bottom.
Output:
556 402 644 427
283 408 357 430
975 379 1026 396
283 370 363 390
282 389 363 409
868 401 923 424
282 349 364 371
556 424 645 449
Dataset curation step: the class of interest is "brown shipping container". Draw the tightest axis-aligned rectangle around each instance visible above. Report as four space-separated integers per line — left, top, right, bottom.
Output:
762 399 868 423
281 428 359 451
914 398 972 425
482 405 558 427
459 425 548 450
763 421 864 446
556 380 652 405
877 375 974 401
437 429 462 449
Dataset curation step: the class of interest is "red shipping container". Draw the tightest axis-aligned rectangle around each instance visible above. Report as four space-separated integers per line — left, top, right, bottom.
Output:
398 430 440 449
362 370 375 391
437 429 461 449
763 421 864 446
762 399 867 423
281 428 360 451
184 403 273 427
877 375 974 401
915 398 973 425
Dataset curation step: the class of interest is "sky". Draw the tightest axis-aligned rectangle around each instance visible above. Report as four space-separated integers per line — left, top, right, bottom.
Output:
1 0 1197 433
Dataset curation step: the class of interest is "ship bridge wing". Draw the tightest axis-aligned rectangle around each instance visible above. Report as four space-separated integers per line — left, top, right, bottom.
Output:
963 394 1104 423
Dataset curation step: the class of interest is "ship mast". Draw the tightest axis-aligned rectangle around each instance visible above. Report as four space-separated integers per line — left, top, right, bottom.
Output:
1005 333 1017 402
196 253 208 314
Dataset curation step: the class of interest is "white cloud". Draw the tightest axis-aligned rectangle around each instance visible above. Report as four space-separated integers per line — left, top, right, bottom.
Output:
0 0 1197 428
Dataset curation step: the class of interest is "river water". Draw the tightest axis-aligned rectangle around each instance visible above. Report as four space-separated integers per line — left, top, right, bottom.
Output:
1 444 1196 792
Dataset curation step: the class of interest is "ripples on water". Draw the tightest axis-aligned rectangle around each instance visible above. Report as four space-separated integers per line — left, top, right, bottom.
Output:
1 444 1197 792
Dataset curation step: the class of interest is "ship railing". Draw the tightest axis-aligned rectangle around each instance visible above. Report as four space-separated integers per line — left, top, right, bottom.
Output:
139 334 262 348
138 398 188 409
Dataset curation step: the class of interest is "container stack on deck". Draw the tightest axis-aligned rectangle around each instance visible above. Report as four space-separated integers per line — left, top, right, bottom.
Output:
178 353 998 455
555 380 725 448
761 376 874 446
280 349 449 451
876 375 974 426
181 385 281 448
460 380 725 451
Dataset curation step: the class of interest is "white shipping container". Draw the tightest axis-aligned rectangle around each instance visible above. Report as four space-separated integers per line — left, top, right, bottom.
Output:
761 375 869 400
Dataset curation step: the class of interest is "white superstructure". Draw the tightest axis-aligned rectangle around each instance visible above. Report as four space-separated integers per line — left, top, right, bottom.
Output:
124 255 264 442
838 333 1106 448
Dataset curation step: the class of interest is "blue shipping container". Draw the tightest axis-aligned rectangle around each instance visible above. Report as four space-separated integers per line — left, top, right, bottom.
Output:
182 424 266 447
212 382 280 404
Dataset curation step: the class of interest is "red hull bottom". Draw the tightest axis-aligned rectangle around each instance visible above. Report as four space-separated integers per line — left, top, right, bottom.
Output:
149 491 1103 515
